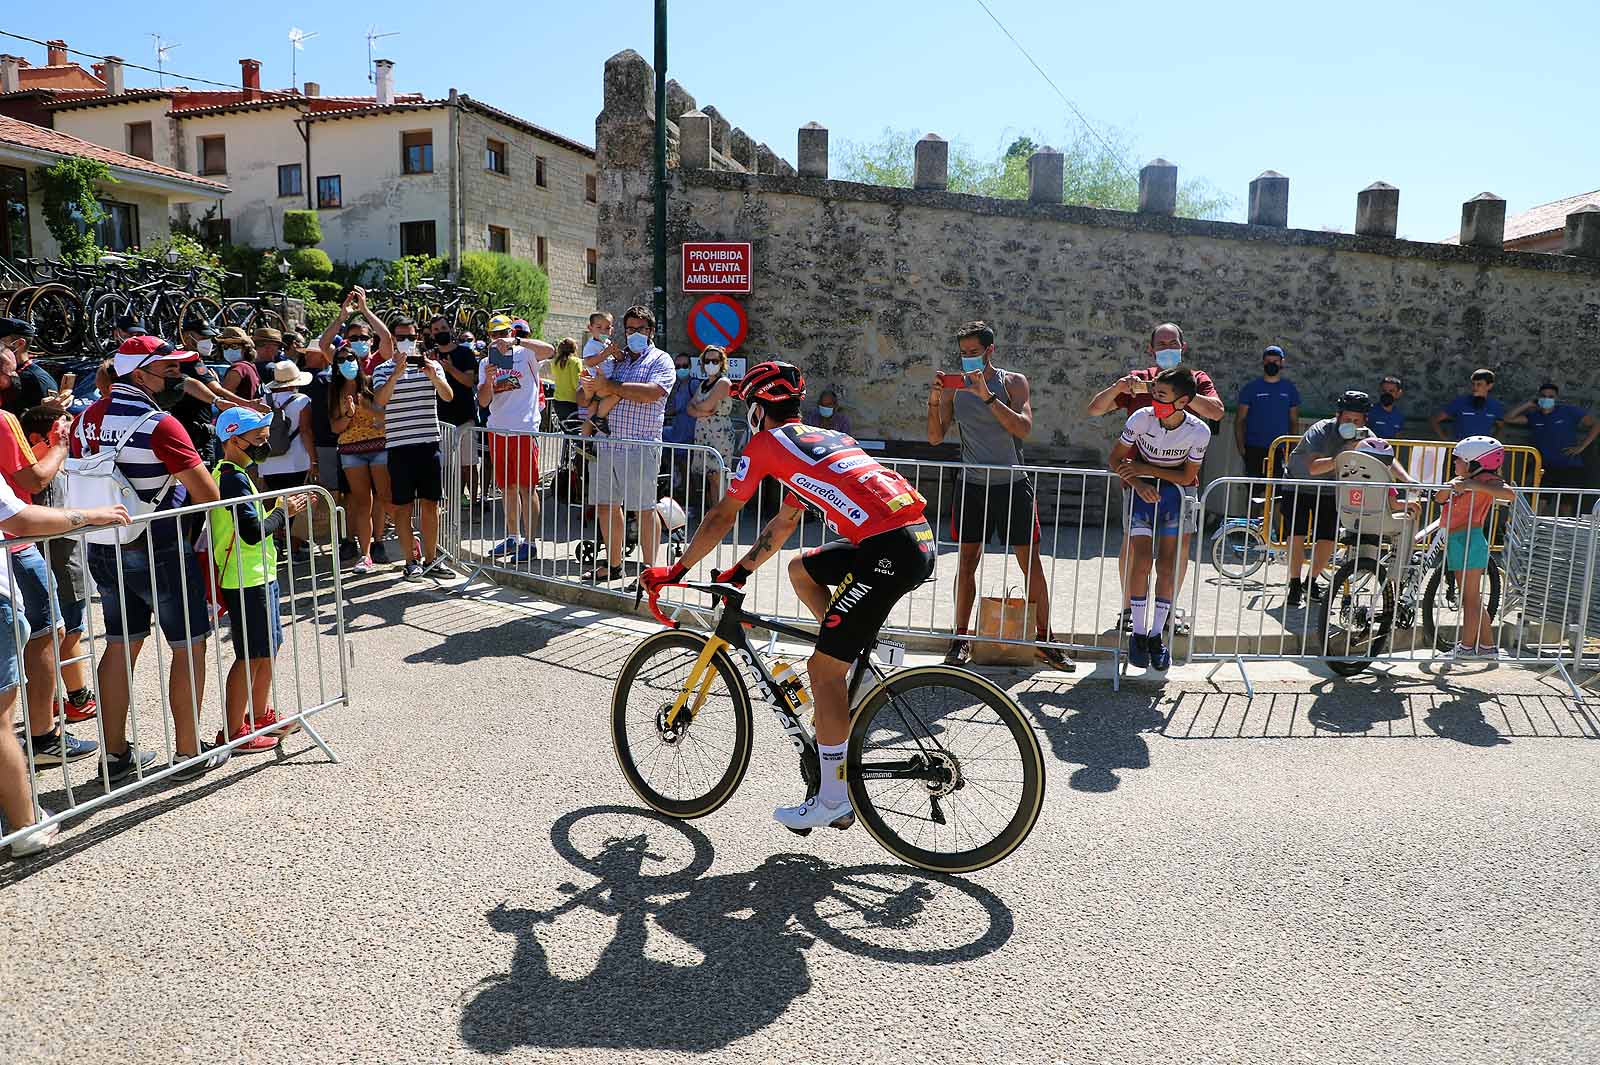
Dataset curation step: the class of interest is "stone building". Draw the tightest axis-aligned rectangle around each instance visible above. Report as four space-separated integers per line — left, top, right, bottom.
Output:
1441 188 1600 254
595 49 1600 469
1 42 598 339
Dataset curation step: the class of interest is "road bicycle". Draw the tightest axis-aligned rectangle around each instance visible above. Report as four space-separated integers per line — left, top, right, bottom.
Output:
1319 513 1502 676
221 290 288 333
613 578 1046 873
1210 503 1283 580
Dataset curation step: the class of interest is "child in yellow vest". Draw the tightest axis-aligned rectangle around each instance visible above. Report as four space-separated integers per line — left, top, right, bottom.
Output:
210 407 307 751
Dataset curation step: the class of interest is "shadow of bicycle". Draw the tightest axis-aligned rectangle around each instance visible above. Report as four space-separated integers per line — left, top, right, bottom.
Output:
458 804 1014 1054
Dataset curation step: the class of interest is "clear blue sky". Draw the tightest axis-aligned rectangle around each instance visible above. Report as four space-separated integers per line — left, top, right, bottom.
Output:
9 1 1595 240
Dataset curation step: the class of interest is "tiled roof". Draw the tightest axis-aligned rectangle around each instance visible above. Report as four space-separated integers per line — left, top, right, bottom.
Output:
1441 189 1600 245
0 113 227 192
457 95 593 157
169 92 425 118
17 64 104 91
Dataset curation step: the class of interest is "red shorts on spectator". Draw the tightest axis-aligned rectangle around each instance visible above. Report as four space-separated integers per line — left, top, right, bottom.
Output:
490 433 540 489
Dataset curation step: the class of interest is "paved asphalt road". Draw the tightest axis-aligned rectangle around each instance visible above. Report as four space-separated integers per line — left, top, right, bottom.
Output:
4 574 1598 1065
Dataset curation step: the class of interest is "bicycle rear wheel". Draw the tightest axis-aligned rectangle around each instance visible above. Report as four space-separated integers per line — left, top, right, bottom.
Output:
611 630 754 819
222 301 255 328
1318 556 1394 677
179 294 224 335
88 291 129 350
1211 524 1268 580
848 666 1044 874
25 284 83 354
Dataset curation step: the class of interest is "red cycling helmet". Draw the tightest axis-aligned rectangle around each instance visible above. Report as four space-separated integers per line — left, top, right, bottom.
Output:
738 360 807 404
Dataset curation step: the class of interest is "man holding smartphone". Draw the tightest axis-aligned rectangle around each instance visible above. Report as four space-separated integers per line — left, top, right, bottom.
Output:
928 321 1073 671
371 317 454 579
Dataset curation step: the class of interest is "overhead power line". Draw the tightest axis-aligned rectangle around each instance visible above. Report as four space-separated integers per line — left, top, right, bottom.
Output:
969 0 1135 177
0 27 306 102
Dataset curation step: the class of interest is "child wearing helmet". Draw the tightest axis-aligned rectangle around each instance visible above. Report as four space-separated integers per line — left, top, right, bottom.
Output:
1437 435 1514 657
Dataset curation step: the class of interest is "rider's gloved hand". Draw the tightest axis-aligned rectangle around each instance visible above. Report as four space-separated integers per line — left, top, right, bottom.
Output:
640 561 688 595
713 562 753 588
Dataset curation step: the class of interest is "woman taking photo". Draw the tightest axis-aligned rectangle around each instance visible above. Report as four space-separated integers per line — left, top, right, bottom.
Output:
328 335 390 574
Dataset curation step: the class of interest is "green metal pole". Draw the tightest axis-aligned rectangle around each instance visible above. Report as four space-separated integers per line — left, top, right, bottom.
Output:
653 0 668 332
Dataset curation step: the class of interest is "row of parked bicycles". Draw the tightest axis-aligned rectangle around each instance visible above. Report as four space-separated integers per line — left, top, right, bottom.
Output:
0 254 504 353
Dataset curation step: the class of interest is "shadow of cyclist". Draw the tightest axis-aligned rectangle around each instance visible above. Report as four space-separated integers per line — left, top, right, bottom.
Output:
1013 685 1166 793
459 805 1013 1054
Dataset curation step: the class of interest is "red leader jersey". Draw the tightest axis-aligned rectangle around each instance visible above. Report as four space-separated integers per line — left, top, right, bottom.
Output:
727 422 926 544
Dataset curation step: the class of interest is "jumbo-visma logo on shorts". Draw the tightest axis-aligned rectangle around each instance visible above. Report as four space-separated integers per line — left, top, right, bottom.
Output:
791 474 868 525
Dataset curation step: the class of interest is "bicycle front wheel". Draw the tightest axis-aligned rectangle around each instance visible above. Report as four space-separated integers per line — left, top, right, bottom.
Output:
1319 556 1394 677
848 666 1044 874
1211 524 1268 580
611 630 754 819
25 284 82 354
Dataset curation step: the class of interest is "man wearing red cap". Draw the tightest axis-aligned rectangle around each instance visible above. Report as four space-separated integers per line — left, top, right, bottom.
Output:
69 336 229 783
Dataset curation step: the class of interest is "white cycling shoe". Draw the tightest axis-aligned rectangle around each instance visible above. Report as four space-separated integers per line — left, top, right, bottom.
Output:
774 796 856 833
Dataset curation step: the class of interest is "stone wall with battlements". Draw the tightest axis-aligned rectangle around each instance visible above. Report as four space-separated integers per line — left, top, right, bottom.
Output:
596 49 1600 466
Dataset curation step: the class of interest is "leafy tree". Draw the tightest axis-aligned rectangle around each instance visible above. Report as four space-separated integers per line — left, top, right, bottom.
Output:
460 252 549 335
835 127 1233 220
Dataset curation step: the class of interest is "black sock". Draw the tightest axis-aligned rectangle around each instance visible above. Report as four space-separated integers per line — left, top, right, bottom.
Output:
67 687 91 702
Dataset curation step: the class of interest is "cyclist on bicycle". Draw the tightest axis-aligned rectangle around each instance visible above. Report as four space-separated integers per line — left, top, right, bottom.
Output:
640 360 936 832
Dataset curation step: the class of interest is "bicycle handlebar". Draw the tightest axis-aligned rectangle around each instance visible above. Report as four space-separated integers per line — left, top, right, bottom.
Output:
637 579 746 628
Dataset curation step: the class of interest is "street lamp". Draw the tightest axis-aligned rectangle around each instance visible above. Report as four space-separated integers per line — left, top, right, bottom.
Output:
166 247 180 265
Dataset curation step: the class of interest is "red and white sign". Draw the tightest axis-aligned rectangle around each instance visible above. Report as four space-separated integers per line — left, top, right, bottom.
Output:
686 294 748 354
681 241 751 293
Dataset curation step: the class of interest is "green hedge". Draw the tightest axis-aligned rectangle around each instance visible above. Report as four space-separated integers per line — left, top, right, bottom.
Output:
384 254 448 289
285 247 333 279
460 251 549 335
282 210 323 248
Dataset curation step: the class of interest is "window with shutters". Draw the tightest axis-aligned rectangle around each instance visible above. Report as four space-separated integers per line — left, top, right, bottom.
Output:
401 220 438 258
488 225 509 254
126 122 153 161
198 135 226 176
485 139 507 175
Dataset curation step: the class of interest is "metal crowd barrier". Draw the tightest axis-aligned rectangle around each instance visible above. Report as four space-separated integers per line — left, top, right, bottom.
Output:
1186 471 1600 696
2 485 351 856
1257 435 1544 550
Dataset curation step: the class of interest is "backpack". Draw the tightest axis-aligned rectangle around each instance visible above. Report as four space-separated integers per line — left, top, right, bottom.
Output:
64 409 177 545
266 392 301 458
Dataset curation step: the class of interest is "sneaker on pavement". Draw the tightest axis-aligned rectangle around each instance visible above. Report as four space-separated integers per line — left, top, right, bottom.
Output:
1149 633 1171 671
338 539 360 563
57 690 98 724
403 560 425 580
105 745 159 784
1035 643 1077 672
943 638 972 666
424 556 459 579
352 556 375 575
1475 643 1502 659
1127 633 1150 669
1172 609 1191 637
27 730 98 767
1286 577 1305 609
489 537 519 558
512 541 537 564
1310 579 1329 602
774 796 855 832
370 540 389 564
171 743 231 783
8 810 59 857
216 726 279 754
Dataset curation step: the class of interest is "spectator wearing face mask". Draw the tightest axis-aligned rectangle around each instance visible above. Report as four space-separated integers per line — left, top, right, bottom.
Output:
209 406 309 751
217 327 261 403
258 360 317 561
664 353 697 446
1432 368 1505 442
328 320 390 574
1280 390 1375 608
428 315 483 508
372 317 454 579
170 323 257 465
687 345 737 506
1087 322 1224 635
1367 375 1407 440
0 317 58 417
1234 345 1299 479
808 389 852 436
475 315 555 564
1503 382 1599 499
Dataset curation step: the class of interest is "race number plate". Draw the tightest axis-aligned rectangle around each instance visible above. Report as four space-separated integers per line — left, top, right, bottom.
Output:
874 640 906 668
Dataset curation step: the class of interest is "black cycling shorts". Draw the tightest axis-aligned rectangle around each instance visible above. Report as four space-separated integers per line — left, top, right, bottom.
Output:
800 519 936 662
952 476 1039 547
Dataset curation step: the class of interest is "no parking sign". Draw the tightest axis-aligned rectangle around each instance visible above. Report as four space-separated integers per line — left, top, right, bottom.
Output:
686 294 748 354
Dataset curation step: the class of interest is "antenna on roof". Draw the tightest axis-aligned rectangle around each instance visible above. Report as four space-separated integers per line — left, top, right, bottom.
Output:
365 26 399 85
149 33 180 88
288 27 318 87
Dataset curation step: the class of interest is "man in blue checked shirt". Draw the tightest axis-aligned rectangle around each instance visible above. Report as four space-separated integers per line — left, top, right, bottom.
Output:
579 305 677 586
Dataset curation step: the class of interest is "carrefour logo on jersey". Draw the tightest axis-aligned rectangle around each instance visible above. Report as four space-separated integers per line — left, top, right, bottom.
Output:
827 453 874 475
791 474 869 525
